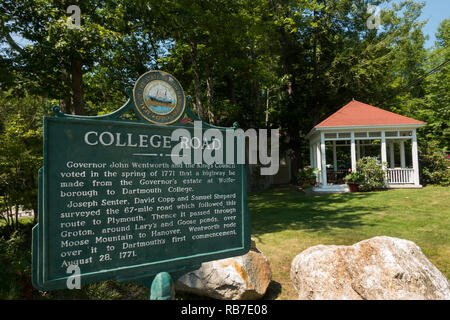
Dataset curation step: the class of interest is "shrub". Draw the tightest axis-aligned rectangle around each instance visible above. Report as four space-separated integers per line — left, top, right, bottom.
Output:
343 171 364 185
296 167 318 188
345 157 387 192
0 230 33 299
419 141 450 186
0 220 148 300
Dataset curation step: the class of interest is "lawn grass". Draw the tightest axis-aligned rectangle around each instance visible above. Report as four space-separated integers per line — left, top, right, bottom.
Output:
248 185 450 300
0 216 34 227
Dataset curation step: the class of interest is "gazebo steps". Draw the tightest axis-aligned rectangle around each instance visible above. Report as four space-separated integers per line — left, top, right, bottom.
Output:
311 184 423 193
312 184 350 193
387 184 422 189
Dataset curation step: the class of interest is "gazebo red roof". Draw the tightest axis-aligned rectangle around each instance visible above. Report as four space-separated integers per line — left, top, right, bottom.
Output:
315 100 425 128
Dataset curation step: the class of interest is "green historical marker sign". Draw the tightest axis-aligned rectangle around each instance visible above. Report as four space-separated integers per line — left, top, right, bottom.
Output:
32 71 251 294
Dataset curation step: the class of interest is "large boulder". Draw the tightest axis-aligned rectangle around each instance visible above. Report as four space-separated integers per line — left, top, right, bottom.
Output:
176 240 272 300
290 236 450 300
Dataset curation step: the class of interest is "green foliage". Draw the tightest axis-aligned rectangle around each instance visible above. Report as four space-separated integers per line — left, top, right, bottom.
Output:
296 167 318 188
417 19 450 150
345 157 388 192
1 0 447 154
419 141 450 186
392 18 450 150
344 171 364 185
0 90 44 228
0 228 33 299
0 218 148 300
0 92 43 228
0 216 146 300
42 280 148 300
82 281 147 300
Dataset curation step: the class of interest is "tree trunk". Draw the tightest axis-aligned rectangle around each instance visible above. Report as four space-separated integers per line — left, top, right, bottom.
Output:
190 41 204 120
206 73 215 124
71 58 85 115
311 9 321 126
265 88 270 128
279 26 302 181
15 204 19 230
59 63 72 114
226 74 236 105
148 36 160 70
290 150 301 183
3 198 11 227
287 127 303 182
131 34 147 75
253 80 262 128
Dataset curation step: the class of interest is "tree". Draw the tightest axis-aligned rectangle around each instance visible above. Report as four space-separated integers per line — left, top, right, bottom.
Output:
1 0 446 188
0 0 118 115
157 0 283 128
0 90 45 227
270 1 416 177
416 19 450 149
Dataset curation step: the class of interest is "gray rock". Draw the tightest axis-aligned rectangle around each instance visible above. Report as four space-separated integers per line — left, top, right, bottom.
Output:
290 236 450 300
176 240 272 300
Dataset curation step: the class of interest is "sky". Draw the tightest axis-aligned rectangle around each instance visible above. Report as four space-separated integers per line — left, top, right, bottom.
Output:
414 0 449 48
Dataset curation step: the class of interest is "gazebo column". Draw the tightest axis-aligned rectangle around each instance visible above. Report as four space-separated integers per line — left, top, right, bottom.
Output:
320 132 327 186
316 142 321 183
332 141 337 171
314 143 318 169
400 140 406 168
389 141 395 168
381 131 387 168
350 132 356 171
411 129 420 186
356 140 361 160
311 143 317 182
316 142 321 168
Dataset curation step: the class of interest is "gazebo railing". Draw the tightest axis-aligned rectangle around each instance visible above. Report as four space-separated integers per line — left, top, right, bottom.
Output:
317 168 416 185
387 168 414 184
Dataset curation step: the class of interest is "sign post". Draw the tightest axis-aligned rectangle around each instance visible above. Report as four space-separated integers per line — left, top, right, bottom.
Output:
32 71 251 299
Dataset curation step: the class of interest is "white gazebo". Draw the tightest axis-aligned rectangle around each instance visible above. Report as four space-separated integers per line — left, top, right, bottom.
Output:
306 100 426 192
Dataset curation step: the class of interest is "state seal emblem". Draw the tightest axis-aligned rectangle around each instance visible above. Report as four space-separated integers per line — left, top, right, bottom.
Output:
133 71 186 125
